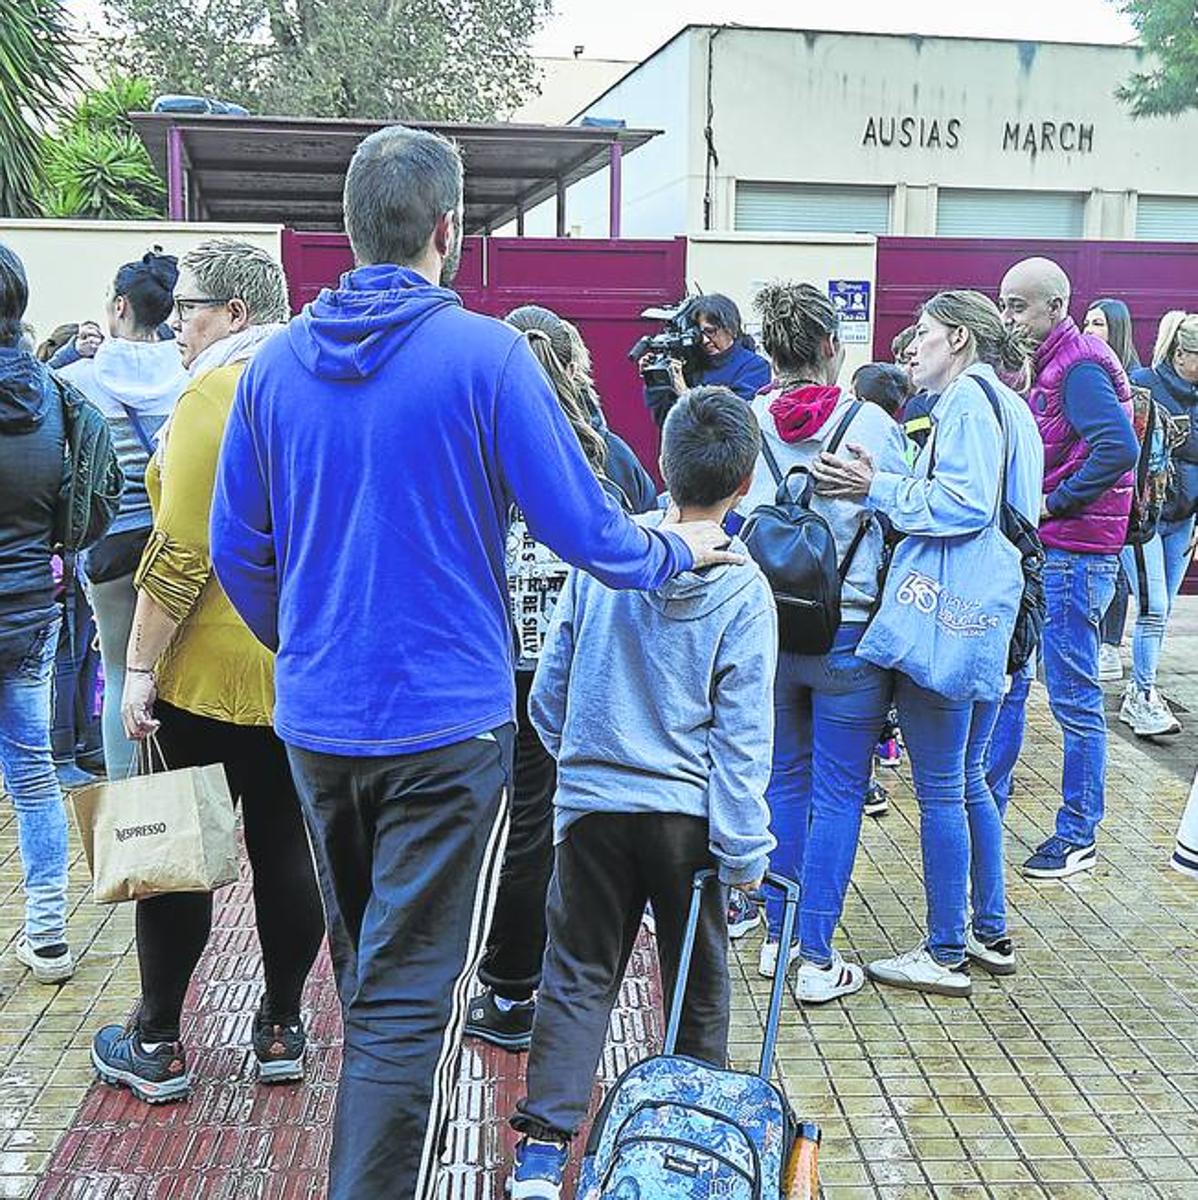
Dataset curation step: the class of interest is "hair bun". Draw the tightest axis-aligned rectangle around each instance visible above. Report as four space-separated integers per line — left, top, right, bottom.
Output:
142 251 179 290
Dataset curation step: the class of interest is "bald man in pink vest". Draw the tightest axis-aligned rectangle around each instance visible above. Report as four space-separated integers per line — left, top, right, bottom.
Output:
988 257 1137 880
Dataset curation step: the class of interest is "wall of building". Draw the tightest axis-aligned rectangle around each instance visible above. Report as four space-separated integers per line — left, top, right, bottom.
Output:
521 32 703 239
571 26 1198 242
509 57 637 125
0 220 283 346
686 232 880 378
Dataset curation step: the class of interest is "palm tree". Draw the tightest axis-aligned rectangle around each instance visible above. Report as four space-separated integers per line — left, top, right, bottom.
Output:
42 75 166 219
0 0 78 217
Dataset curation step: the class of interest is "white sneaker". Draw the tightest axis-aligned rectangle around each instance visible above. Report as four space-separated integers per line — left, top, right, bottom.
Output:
757 939 801 979
1118 681 1141 728
866 943 971 997
797 952 866 1004
1133 688 1181 738
1098 644 1123 683
15 936 75 985
965 931 1016 976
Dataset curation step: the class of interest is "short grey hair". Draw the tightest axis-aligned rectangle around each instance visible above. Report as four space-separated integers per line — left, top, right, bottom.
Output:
344 125 464 267
180 238 289 324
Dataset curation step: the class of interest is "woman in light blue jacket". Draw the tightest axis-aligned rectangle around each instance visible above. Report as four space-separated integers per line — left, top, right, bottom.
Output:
813 290 1043 998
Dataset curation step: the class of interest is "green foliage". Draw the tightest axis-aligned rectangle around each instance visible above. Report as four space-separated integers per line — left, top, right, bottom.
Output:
1116 0 1198 117
39 74 165 219
102 0 554 121
0 0 79 217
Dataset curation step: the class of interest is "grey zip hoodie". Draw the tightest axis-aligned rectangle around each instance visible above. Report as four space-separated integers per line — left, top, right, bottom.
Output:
529 514 778 886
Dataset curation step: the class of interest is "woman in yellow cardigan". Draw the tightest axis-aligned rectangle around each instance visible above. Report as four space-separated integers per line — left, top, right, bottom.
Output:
91 239 324 1104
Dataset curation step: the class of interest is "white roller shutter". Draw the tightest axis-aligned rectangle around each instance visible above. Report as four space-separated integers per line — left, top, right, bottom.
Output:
1136 196 1198 242
936 189 1085 238
735 182 891 234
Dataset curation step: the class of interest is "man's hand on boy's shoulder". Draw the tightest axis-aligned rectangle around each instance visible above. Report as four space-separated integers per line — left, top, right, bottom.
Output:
660 505 746 569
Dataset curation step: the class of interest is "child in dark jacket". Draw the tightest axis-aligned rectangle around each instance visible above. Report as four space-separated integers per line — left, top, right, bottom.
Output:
508 386 778 1199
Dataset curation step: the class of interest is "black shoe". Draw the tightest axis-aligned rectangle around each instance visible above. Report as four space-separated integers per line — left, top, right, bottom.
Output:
252 1008 306 1083
92 1021 189 1104
77 747 107 776
463 987 534 1051
864 779 890 818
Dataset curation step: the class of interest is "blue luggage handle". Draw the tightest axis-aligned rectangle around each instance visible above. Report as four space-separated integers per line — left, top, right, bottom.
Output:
663 870 800 1079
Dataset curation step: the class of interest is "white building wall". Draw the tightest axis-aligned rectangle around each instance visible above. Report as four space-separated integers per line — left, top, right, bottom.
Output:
529 32 702 239
1 220 284 345
565 26 1198 241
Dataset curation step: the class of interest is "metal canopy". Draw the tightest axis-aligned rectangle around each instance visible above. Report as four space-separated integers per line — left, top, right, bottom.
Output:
130 113 659 233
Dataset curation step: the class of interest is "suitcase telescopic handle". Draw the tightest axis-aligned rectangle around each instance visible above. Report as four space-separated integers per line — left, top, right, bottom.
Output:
663 869 800 1078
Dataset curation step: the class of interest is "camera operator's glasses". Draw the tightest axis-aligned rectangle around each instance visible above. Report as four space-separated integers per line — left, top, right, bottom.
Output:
697 322 722 343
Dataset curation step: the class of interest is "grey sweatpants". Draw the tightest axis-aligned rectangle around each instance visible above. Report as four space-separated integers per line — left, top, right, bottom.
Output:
515 811 730 1140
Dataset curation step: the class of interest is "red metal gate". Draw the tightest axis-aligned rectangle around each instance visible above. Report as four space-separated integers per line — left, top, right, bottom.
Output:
281 231 687 476
874 237 1198 366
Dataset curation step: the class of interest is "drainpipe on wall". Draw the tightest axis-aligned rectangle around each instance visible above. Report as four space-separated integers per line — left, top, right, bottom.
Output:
702 26 725 232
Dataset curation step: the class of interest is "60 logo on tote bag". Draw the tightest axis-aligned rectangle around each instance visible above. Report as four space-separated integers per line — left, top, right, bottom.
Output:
857 529 1020 703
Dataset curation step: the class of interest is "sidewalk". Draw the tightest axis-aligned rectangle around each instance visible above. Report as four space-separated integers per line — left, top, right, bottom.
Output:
1 604 1196 1198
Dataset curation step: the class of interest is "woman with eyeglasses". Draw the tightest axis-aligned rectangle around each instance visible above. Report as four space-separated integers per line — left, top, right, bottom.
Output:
91 238 324 1107
644 293 770 426
1117 312 1198 737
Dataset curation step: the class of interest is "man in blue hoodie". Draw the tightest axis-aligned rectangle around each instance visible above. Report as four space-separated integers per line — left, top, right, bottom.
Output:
209 125 739 1200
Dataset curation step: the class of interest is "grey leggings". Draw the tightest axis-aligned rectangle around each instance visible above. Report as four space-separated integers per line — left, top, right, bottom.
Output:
88 572 137 779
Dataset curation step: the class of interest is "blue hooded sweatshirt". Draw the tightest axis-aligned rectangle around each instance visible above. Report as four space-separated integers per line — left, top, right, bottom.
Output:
210 265 693 756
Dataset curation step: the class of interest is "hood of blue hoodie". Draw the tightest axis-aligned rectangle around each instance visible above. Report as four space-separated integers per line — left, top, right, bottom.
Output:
287 264 461 381
0 348 54 434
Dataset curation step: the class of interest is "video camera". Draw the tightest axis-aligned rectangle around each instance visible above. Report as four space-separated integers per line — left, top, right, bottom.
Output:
628 298 705 393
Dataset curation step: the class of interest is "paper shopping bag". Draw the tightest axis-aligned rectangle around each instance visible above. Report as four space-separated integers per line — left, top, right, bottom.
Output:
70 737 239 903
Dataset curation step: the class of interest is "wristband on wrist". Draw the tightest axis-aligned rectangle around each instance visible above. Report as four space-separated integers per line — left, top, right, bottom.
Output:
127 666 155 675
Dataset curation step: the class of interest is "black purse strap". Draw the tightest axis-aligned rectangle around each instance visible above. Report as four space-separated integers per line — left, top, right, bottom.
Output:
973 374 1010 525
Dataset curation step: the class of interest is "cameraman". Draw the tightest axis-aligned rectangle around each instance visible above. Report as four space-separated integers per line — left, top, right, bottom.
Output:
643 293 771 427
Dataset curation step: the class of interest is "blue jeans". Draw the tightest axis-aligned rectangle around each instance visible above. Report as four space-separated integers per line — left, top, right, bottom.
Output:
986 659 1033 818
1119 517 1195 694
88 573 138 780
0 610 69 946
1100 563 1129 646
1042 548 1119 847
896 675 1001 964
764 624 892 963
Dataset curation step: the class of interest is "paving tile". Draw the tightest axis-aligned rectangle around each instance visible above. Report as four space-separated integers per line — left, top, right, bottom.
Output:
3 623 1196 1197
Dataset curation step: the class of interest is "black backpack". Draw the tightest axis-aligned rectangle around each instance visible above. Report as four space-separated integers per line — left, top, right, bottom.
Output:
974 376 1046 674
741 400 870 656
52 374 124 554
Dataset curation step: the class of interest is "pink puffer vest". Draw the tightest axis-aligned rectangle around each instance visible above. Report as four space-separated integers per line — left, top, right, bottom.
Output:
1028 318 1134 554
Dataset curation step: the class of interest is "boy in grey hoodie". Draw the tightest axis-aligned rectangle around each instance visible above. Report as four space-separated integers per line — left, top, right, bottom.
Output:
509 386 778 1198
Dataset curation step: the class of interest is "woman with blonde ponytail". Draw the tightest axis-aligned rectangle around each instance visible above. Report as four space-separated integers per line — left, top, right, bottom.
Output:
463 304 655 1052
814 289 1043 997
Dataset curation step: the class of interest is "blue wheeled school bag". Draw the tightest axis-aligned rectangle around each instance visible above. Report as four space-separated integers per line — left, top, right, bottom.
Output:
575 872 820 1200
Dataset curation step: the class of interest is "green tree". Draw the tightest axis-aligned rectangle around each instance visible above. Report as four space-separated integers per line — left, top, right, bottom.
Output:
102 0 553 121
0 0 79 217
40 75 166 219
1116 0 1198 117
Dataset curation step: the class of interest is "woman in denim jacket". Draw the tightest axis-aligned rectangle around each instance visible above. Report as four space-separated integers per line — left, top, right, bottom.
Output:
814 291 1042 997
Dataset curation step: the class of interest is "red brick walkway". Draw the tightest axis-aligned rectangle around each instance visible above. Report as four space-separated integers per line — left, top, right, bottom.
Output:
34 863 663 1199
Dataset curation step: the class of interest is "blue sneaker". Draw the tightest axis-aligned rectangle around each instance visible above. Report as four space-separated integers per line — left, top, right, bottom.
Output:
510 1137 568 1200
92 1022 190 1104
727 888 761 940
1021 836 1097 880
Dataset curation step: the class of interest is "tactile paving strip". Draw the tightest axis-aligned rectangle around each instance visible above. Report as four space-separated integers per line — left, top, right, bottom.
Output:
34 860 664 1199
